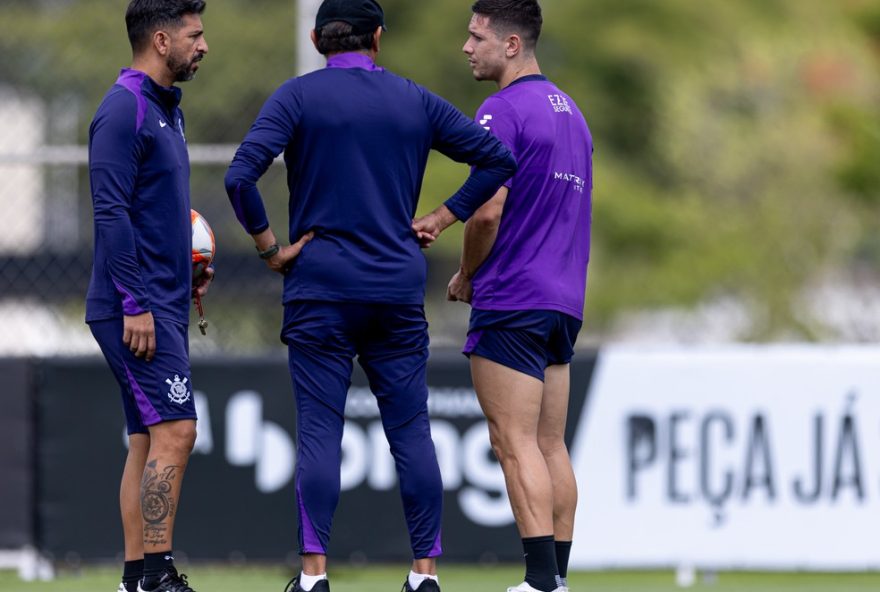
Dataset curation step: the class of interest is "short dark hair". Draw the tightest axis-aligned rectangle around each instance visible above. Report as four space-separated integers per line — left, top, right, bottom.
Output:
125 0 206 53
472 0 543 50
314 21 375 56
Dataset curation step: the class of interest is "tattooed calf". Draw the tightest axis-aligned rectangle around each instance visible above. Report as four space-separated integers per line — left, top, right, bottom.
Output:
141 460 179 546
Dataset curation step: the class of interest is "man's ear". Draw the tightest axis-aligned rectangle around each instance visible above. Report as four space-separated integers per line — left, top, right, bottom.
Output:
153 29 171 57
310 29 320 53
505 34 522 58
372 26 383 53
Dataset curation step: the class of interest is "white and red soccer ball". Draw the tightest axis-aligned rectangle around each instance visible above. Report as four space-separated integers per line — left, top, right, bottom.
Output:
191 209 215 278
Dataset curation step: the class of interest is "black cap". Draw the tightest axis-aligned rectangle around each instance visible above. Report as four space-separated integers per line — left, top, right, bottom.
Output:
315 0 385 35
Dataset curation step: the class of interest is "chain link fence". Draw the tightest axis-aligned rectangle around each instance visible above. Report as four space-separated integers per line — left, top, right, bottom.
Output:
0 0 470 357
0 118 293 356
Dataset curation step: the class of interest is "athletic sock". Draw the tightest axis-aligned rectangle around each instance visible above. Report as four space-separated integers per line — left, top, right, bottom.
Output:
555 540 572 581
408 570 439 590
122 559 143 592
522 535 559 592
298 572 328 591
141 551 175 590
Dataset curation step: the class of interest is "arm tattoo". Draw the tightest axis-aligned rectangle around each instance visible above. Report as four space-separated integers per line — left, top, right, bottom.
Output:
141 460 180 547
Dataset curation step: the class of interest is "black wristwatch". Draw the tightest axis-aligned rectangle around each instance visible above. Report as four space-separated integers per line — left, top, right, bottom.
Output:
257 244 280 260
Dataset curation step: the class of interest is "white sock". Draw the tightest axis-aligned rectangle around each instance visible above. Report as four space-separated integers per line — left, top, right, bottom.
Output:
408 571 439 590
298 572 327 591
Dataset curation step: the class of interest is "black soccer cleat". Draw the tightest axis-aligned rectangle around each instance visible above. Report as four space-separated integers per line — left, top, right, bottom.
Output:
283 576 331 592
401 577 441 592
137 568 196 592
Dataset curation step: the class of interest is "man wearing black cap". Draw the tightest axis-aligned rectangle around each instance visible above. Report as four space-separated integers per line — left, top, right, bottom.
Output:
225 1 517 591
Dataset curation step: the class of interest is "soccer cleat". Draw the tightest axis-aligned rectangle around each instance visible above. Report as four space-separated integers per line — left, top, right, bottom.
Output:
283 576 331 592
137 568 196 592
506 583 567 592
117 584 127 592
401 576 441 592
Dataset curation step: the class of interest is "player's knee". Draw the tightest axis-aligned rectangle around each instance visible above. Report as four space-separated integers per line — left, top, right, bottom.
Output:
537 434 567 458
177 422 198 453
158 420 197 454
486 420 513 452
490 440 509 465
488 430 518 465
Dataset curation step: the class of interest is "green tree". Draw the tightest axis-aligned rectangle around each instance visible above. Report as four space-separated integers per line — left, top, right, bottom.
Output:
2 0 879 343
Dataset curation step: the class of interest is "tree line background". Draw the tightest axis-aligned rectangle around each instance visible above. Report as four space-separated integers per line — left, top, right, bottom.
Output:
1 0 879 350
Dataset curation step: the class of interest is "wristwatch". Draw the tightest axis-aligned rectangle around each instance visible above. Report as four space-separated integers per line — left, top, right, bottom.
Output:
257 244 280 260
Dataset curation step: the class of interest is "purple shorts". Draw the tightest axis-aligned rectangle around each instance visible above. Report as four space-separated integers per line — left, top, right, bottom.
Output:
89 317 197 435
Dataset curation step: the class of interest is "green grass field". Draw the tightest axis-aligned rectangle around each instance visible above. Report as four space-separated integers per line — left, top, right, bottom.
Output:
4 566 880 592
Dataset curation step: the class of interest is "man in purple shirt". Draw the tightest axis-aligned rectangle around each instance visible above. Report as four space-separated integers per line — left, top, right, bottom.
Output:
446 2 592 591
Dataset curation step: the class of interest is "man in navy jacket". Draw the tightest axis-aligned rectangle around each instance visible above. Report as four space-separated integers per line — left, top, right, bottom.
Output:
87 1 211 591
225 1 516 591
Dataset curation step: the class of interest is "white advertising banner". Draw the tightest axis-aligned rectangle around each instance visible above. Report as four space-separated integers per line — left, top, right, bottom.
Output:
570 346 880 570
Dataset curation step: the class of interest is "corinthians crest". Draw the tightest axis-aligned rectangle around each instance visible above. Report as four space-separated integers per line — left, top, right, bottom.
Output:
165 375 191 404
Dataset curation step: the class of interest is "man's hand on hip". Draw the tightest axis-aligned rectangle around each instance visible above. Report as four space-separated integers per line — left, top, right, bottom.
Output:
266 232 315 275
412 205 458 249
123 312 156 362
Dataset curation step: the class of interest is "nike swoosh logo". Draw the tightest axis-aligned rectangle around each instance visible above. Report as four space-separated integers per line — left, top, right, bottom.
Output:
159 120 167 128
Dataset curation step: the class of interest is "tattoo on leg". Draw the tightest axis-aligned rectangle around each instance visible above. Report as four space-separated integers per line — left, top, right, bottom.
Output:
141 460 179 547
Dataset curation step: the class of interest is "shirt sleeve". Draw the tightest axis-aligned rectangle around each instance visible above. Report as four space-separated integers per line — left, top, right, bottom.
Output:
225 80 302 235
88 92 151 316
420 89 517 222
475 96 519 189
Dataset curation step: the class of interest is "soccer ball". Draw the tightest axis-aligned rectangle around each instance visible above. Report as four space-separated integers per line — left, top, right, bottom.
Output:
191 209 215 278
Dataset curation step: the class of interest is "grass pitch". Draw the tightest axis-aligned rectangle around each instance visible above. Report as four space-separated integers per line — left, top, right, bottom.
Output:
3 565 880 591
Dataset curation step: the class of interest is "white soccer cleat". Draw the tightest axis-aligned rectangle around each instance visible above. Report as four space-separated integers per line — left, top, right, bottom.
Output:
506 583 568 592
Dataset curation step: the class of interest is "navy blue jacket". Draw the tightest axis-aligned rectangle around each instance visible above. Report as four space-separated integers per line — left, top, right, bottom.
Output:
86 69 192 325
225 53 516 305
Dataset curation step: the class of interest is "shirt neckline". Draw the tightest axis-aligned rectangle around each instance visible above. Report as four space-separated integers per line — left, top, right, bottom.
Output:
326 52 384 72
507 74 548 88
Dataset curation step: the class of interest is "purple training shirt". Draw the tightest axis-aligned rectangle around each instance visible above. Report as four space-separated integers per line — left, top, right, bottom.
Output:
471 75 593 320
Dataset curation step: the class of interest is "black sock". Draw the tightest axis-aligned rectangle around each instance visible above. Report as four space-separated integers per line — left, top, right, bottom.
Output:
122 559 144 592
555 541 572 580
142 551 175 589
522 535 559 592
